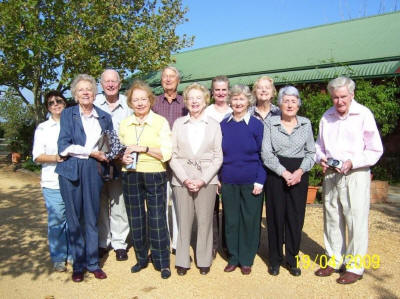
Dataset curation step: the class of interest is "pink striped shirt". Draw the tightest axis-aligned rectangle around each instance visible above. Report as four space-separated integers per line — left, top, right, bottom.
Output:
316 100 383 169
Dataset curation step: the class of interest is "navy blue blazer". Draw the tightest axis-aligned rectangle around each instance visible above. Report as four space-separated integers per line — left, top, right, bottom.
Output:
55 105 113 181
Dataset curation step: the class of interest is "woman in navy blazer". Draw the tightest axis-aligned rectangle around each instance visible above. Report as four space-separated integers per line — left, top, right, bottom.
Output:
56 74 113 282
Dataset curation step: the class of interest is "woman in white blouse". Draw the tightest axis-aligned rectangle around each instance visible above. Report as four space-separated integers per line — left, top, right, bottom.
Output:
169 83 223 276
32 90 71 272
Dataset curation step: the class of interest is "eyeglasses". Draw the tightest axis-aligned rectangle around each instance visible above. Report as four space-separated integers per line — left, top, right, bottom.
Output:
48 98 65 107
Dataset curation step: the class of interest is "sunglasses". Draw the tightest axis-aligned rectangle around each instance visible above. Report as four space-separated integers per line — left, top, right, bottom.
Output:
48 98 65 107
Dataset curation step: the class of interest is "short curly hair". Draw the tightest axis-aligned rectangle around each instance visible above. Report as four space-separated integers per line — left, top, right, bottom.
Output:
125 80 156 110
183 83 211 107
70 74 97 100
228 84 255 106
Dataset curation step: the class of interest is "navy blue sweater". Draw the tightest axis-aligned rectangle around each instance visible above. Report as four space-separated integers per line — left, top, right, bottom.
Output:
220 116 267 185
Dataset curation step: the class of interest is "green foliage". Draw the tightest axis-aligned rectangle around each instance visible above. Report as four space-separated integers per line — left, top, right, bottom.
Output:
0 88 35 155
299 88 332 138
308 164 323 186
354 79 400 136
299 79 400 138
371 155 400 183
21 156 41 173
0 0 193 124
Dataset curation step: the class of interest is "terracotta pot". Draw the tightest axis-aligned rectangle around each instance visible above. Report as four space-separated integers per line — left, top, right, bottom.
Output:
11 152 21 164
307 186 319 204
370 180 389 203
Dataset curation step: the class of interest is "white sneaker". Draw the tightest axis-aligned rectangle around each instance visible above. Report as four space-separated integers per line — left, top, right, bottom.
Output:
53 262 67 272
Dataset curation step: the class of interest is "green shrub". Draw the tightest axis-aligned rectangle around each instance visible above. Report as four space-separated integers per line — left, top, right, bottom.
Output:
21 157 41 173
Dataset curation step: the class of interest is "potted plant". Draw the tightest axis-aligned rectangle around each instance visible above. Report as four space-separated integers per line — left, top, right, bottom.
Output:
8 138 24 164
370 164 389 203
307 164 323 204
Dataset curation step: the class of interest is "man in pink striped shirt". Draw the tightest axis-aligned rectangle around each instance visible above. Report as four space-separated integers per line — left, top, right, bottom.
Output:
314 76 383 284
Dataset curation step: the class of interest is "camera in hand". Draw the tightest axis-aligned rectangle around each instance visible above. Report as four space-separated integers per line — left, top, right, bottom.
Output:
327 158 343 169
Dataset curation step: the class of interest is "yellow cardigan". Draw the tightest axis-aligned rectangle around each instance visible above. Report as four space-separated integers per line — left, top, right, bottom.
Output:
119 110 172 173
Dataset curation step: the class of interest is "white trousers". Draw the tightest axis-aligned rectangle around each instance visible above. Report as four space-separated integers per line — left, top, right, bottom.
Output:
166 181 178 249
98 178 129 250
323 168 370 275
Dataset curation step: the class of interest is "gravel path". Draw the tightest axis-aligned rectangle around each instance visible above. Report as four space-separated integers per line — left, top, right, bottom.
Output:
0 164 399 299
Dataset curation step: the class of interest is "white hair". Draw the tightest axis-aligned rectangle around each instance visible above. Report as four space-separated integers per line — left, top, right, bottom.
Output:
327 76 355 94
277 86 301 106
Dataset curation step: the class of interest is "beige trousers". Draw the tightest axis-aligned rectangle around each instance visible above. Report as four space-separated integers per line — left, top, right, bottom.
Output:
173 184 217 268
323 168 370 275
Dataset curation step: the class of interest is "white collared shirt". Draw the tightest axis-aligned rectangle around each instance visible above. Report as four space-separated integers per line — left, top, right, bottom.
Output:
226 111 251 124
184 113 208 155
32 117 61 189
60 107 102 159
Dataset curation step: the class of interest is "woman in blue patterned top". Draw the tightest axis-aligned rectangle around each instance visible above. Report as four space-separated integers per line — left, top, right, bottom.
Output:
261 86 315 277
220 85 266 275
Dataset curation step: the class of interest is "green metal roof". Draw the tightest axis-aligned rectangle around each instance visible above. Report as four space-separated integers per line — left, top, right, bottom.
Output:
137 12 400 93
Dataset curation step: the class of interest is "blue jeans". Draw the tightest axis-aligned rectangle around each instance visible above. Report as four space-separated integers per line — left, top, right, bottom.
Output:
42 187 72 263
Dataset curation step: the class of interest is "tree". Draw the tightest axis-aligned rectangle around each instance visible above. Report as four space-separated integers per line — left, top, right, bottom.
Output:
0 0 193 124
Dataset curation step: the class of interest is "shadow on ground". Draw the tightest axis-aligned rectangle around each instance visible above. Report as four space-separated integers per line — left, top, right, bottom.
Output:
0 170 52 280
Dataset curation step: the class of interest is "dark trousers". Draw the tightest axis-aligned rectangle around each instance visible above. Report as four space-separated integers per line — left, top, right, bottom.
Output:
266 156 308 268
122 171 170 270
59 158 103 272
212 194 226 252
222 183 263 266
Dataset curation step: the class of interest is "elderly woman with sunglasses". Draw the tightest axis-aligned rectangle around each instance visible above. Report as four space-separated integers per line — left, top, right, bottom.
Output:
32 90 72 272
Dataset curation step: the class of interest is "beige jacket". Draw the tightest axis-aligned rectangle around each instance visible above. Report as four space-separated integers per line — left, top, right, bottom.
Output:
169 115 223 186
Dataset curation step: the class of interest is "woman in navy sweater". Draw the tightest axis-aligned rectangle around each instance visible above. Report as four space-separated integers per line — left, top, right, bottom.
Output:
220 85 266 275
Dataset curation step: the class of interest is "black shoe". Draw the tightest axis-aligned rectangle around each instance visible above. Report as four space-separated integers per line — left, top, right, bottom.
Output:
161 268 171 279
98 247 109 259
176 266 188 276
286 264 301 276
131 263 148 273
268 265 280 276
115 249 128 261
199 267 210 275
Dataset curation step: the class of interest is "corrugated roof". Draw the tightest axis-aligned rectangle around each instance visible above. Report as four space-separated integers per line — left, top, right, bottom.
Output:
134 11 400 92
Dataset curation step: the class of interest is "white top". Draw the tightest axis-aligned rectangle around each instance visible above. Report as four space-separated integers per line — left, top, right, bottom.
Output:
205 104 232 123
60 107 102 159
32 117 60 189
184 113 207 155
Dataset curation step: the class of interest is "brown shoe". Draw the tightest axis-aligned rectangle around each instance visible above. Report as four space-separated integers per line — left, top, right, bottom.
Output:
176 266 188 276
337 271 362 284
199 267 210 275
90 269 107 279
72 271 84 282
224 264 237 272
240 266 251 275
115 249 128 261
315 266 337 277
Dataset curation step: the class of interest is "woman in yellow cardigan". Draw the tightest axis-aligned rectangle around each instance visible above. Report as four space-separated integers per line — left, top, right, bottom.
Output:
119 80 172 279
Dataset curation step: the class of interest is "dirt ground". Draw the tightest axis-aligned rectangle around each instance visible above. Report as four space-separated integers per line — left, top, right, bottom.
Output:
0 163 399 299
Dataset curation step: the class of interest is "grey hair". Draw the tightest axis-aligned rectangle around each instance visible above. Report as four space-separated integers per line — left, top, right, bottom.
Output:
228 84 255 106
161 66 181 81
100 69 121 82
327 76 355 94
70 74 98 99
277 86 301 107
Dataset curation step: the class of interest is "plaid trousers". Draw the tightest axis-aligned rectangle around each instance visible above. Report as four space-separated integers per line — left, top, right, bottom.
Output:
122 171 170 269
